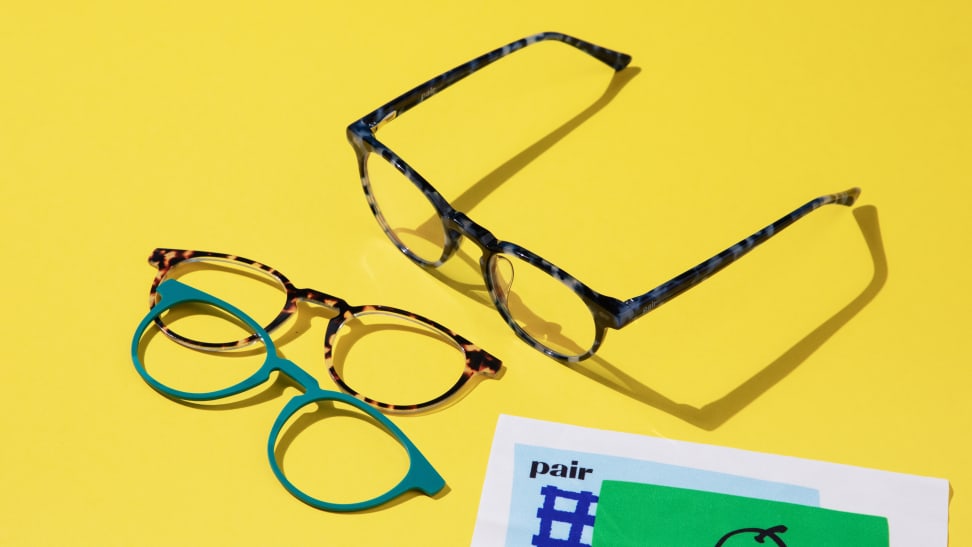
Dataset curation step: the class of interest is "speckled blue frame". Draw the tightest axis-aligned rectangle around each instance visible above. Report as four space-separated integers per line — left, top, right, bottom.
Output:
347 31 861 363
131 279 445 512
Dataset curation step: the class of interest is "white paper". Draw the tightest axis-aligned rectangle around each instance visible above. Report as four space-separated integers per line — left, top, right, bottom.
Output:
470 415 949 546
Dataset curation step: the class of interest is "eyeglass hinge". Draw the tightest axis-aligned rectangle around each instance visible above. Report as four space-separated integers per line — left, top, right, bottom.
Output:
373 110 398 131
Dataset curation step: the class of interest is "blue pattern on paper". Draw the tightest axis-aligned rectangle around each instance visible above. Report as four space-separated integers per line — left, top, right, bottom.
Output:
531 485 598 547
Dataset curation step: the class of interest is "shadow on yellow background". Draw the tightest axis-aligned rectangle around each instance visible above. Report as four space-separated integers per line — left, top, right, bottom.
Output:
574 205 886 430
1 2 968 545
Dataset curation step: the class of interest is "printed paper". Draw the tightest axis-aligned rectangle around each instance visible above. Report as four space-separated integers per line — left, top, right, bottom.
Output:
470 415 949 546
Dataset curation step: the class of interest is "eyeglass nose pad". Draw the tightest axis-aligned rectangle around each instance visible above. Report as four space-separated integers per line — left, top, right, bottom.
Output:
489 255 515 305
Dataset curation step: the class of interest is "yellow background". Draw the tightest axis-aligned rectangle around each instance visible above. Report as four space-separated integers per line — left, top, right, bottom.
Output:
2 1 969 545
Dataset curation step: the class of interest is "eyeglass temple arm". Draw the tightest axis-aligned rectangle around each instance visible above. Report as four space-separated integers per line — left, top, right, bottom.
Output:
356 32 632 131
615 188 861 328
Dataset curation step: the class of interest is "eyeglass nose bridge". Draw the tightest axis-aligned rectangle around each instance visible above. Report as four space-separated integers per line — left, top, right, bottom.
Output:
294 287 351 315
441 210 516 290
443 210 498 249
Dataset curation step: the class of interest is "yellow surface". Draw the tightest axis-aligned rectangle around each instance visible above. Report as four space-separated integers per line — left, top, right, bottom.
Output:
2 1 969 545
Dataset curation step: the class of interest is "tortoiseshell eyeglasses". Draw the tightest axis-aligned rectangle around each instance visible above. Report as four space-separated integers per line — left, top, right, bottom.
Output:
137 248 501 411
347 31 861 363
130 249 502 510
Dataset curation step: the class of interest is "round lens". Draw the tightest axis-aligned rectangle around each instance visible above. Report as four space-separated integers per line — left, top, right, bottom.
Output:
328 310 467 410
140 299 268 394
364 153 448 264
273 398 410 505
156 257 288 347
488 253 597 358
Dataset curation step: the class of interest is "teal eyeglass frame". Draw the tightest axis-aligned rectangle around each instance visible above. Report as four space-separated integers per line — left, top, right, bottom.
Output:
130 278 445 512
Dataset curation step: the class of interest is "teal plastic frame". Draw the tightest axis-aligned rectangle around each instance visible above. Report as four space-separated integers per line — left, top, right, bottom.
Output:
130 279 445 512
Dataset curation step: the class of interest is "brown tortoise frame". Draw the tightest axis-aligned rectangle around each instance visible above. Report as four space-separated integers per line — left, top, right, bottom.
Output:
146 248 502 413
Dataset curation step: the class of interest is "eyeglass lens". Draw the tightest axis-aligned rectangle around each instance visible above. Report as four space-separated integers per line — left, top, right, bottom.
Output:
365 152 448 264
328 310 470 406
157 257 288 346
487 253 597 358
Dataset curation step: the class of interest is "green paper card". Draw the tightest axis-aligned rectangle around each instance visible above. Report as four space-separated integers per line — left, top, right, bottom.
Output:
592 481 889 546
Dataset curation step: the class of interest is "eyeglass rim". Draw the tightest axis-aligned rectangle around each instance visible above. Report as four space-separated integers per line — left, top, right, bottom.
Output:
480 248 608 362
266 390 445 512
148 248 298 350
145 247 502 411
130 279 445 511
356 144 460 267
133 278 279 401
323 304 502 413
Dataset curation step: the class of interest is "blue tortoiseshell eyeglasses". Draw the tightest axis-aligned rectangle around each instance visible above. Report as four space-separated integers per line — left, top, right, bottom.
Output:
346 31 860 363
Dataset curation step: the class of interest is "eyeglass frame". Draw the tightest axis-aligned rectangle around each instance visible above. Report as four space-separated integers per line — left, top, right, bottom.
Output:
146 248 502 413
130 277 445 511
346 31 861 363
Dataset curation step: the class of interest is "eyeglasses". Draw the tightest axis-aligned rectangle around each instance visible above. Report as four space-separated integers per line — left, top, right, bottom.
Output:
142 248 501 412
130 248 503 510
346 31 861 363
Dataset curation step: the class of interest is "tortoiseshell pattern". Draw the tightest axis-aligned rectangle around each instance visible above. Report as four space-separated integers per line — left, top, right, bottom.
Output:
147 248 502 413
347 31 862 363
